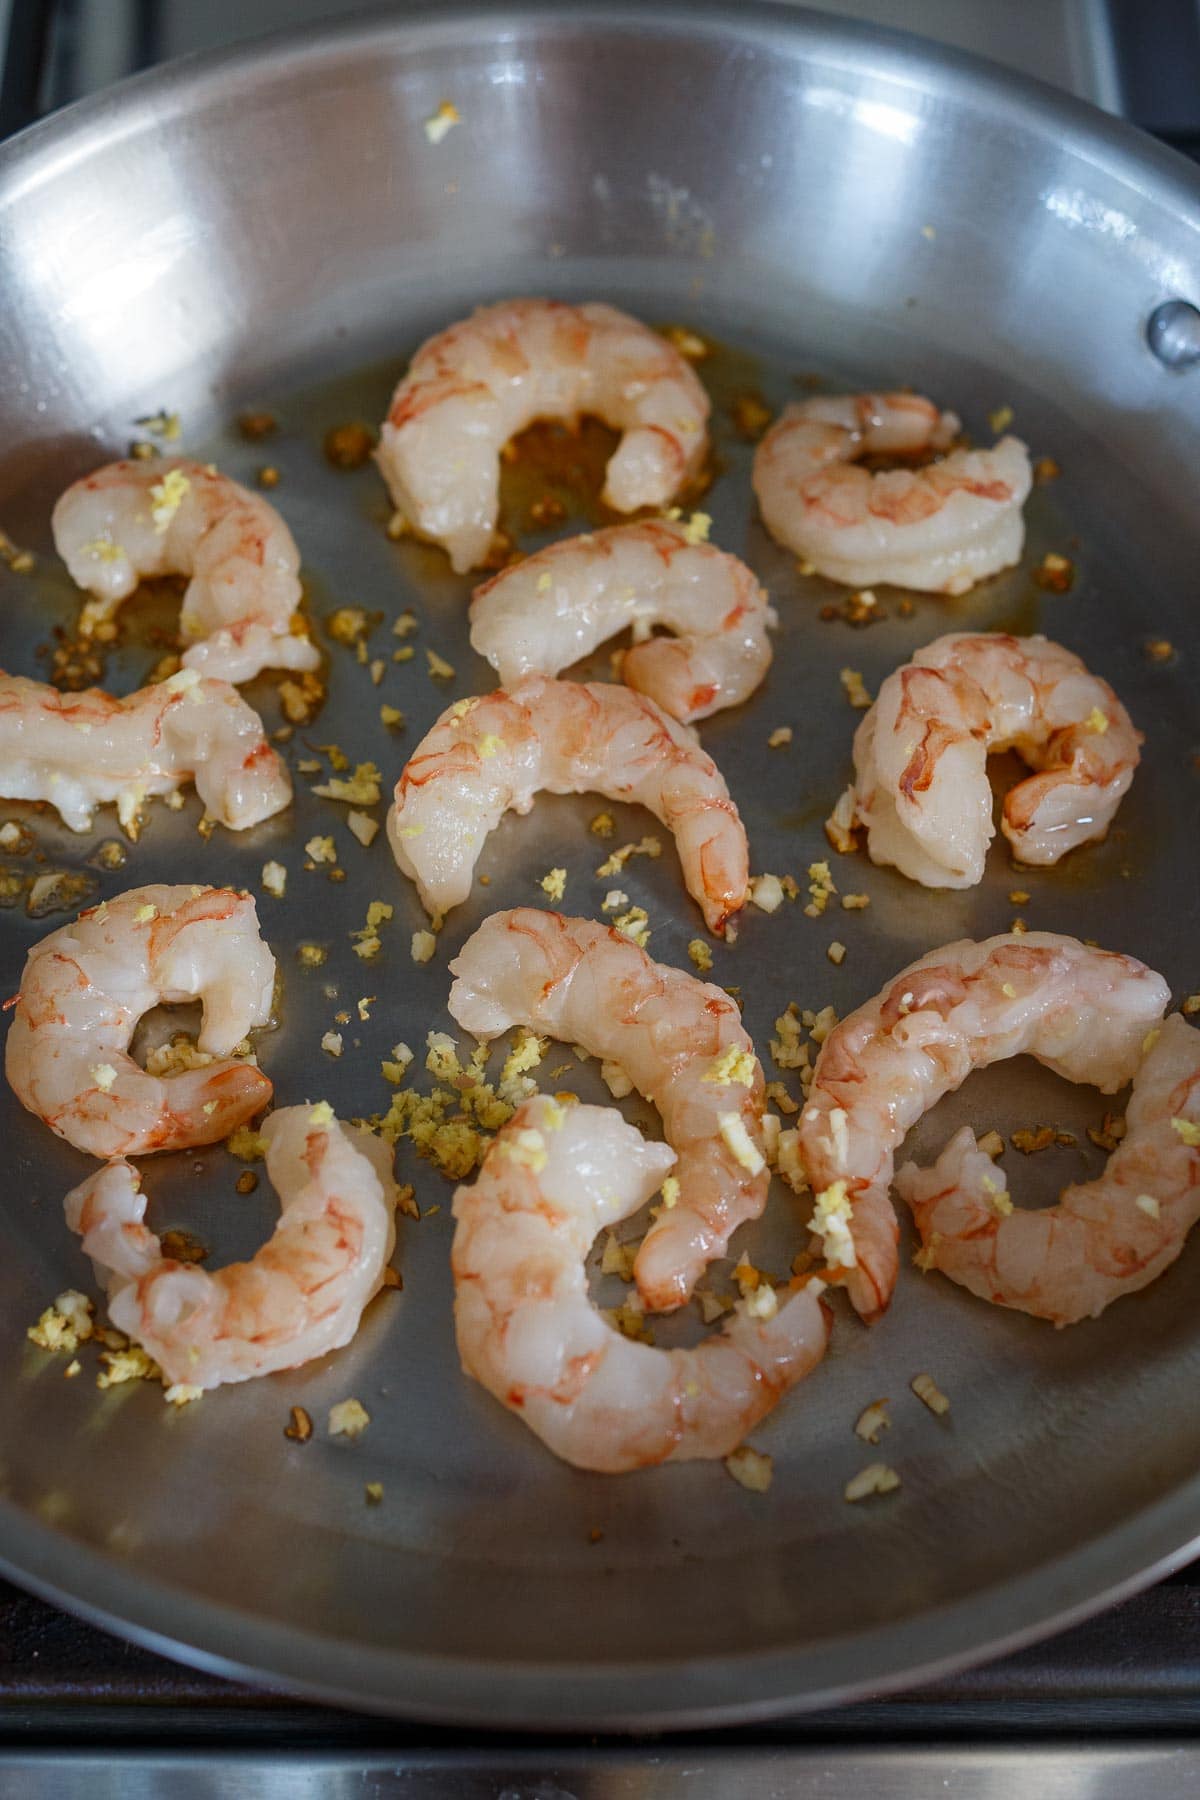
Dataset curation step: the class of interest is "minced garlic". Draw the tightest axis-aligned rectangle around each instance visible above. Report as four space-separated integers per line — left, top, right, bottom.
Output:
718 1113 764 1176
28 1290 94 1354
767 726 792 749
423 99 461 144
313 763 381 806
854 1399 890 1445
750 873 785 914
911 1372 950 1416
426 648 455 680
840 668 872 710
704 1046 756 1087
688 939 713 972
724 1445 773 1492
321 1032 343 1058
347 812 379 848
328 1398 370 1438
150 467 189 532
812 1180 856 1268
539 867 567 901
601 1060 633 1099
845 1462 901 1502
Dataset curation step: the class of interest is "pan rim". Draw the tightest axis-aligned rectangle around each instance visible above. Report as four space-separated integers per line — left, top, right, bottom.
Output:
2 0 1200 1731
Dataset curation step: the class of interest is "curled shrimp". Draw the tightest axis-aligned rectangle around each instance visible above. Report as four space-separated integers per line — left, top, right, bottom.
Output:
65 1105 398 1388
752 393 1031 593
388 677 748 936
52 459 319 683
377 300 710 572
6 884 275 1158
843 632 1141 888
469 520 775 723
0 665 291 834
797 932 1170 1321
899 1014 1200 1325
453 1095 830 1471
449 908 768 1311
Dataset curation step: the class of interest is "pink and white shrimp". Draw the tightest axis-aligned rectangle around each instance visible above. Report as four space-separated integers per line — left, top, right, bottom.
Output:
0 666 291 834
469 520 775 723
52 459 319 683
453 1095 830 1471
377 300 710 572
843 632 1141 888
752 394 1031 593
6 885 275 1158
899 1013 1200 1325
449 909 768 1312
388 677 748 936
797 932 1170 1321
65 1104 397 1388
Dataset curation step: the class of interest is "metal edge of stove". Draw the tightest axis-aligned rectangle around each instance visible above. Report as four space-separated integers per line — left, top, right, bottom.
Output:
0 1742 1199 1798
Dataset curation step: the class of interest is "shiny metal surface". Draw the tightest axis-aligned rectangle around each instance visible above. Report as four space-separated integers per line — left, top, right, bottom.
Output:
3 1744 1200 1799
0 0 1199 1731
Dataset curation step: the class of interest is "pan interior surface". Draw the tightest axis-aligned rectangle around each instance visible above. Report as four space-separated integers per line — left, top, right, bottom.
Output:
0 2 1198 1728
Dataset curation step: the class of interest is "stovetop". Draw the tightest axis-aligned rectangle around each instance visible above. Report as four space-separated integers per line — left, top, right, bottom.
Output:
2 0 1200 1783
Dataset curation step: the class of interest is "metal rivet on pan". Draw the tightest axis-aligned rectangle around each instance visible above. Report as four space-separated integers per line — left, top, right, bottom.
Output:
1146 299 1200 369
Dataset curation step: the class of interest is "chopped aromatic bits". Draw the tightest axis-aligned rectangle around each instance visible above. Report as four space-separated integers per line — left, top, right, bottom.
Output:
423 99 461 144
595 835 661 879
687 938 713 972
612 905 650 947
539 867 567 901
724 1445 773 1493
718 1112 765 1176
601 1060 633 1099
28 1290 94 1354
328 1400 370 1439
805 861 837 918
426 648 455 680
839 667 872 710
261 861 287 898
321 1031 344 1058
704 1046 756 1087
411 929 437 964
827 940 847 966
297 943 328 969
313 763 382 806
305 835 338 865
845 1462 901 1503
589 811 616 838
750 873 785 914
284 1406 313 1442
911 1373 950 1416
854 1399 890 1445
1034 551 1074 592
767 725 792 749
812 1180 856 1268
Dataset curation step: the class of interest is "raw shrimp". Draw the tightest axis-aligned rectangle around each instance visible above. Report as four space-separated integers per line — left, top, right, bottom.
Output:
469 520 775 723
65 1104 398 1388
797 932 1170 1321
388 677 748 935
449 909 768 1312
453 1095 830 1471
899 1014 1200 1325
52 459 319 683
377 300 710 572
0 666 291 833
843 632 1141 888
752 393 1031 593
6 884 275 1158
